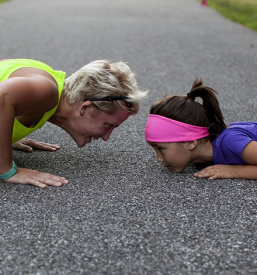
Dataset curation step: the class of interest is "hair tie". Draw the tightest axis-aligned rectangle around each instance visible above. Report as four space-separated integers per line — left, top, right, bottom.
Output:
187 93 195 101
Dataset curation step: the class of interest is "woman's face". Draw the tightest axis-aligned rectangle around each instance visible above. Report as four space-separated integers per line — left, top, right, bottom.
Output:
71 105 130 147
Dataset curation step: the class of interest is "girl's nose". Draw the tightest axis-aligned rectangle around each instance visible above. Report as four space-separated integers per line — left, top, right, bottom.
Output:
156 152 163 162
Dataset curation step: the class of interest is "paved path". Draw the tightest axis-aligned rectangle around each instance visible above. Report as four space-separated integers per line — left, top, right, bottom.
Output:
1 0 257 274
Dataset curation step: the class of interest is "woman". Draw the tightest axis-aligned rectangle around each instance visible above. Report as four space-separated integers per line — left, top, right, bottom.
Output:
0 59 147 188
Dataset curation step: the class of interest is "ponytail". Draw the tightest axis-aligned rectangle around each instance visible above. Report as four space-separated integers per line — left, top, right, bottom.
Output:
150 78 227 140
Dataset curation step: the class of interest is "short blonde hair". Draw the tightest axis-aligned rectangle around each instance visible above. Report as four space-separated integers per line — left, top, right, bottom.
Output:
63 60 147 114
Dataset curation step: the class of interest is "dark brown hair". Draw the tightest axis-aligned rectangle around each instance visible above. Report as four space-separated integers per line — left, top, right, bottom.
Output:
150 78 227 140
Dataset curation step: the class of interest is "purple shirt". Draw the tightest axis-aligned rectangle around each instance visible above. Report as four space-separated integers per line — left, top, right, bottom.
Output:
212 122 257 165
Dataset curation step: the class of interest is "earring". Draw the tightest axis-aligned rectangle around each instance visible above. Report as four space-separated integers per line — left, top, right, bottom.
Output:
80 111 84 115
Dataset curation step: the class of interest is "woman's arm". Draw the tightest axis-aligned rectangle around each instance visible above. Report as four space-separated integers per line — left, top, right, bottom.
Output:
194 141 257 180
0 76 68 187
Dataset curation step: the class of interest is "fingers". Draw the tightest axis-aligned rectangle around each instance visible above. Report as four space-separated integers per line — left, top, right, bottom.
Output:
4 168 69 188
194 165 229 180
19 144 33 152
29 141 60 151
208 175 218 180
12 138 60 152
30 180 48 188
22 177 68 188
12 141 33 152
23 139 61 151
38 174 69 187
194 166 217 179
194 171 216 180
25 178 67 188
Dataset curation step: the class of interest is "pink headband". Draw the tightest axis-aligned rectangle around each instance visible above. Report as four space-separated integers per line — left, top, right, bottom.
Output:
145 114 209 142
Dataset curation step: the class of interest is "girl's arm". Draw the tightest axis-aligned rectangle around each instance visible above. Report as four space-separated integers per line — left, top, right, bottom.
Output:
194 141 257 180
0 76 68 187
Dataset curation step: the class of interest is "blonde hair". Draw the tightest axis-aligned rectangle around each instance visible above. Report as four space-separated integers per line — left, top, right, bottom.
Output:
63 60 147 114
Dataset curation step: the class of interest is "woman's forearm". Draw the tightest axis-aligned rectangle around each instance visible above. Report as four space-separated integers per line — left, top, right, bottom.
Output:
0 89 16 174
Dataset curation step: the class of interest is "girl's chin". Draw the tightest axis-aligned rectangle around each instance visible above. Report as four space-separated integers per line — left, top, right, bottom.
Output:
165 165 184 173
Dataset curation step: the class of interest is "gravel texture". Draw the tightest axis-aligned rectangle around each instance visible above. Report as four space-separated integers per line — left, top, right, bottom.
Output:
0 0 257 274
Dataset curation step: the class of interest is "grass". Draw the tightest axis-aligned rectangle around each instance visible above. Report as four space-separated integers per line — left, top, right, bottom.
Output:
201 0 257 32
0 0 10 3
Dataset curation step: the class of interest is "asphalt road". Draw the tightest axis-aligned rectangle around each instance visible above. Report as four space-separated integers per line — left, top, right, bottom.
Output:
1 0 257 274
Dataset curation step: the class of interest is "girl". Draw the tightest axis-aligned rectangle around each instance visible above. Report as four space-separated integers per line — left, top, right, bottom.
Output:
145 78 257 180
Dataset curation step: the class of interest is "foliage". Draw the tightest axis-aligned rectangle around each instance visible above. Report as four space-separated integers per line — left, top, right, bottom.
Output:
204 0 257 32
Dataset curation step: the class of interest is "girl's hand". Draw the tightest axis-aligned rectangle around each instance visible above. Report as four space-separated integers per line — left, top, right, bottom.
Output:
12 138 60 152
4 167 69 188
194 165 237 180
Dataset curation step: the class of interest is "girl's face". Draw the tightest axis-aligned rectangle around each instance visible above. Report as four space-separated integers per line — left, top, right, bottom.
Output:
148 142 193 172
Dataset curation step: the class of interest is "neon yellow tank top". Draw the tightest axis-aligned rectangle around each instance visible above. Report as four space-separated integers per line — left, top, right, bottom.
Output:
0 59 66 143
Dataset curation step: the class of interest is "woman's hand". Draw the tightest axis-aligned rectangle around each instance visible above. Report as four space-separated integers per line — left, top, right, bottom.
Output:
194 165 237 180
4 167 69 188
12 138 60 152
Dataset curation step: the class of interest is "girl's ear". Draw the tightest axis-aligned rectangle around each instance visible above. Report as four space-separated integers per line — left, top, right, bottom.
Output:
186 140 197 151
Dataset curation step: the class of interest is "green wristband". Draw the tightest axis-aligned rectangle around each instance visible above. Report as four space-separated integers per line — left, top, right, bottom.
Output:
0 161 17 180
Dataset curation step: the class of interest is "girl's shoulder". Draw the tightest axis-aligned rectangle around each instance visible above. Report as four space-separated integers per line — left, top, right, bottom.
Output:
216 121 257 142
212 122 257 165
225 122 257 137
228 121 257 128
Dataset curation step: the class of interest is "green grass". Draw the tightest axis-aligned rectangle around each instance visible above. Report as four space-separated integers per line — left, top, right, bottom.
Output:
201 0 257 32
0 0 10 3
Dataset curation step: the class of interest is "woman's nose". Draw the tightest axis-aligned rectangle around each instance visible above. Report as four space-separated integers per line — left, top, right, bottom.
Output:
101 129 113 141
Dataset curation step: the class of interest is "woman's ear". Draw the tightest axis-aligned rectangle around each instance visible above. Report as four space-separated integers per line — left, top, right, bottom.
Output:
80 100 92 115
187 140 197 151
